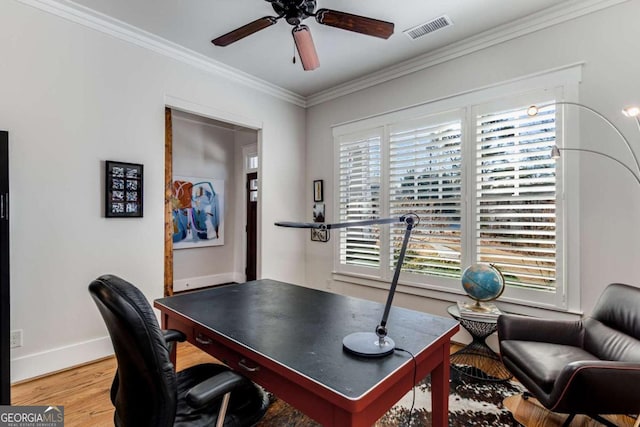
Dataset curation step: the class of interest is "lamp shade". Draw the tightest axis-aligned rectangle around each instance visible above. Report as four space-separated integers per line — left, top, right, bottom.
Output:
622 106 640 117
292 25 320 71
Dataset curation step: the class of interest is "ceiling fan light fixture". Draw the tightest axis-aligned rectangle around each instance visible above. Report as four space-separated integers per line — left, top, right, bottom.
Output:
292 25 320 71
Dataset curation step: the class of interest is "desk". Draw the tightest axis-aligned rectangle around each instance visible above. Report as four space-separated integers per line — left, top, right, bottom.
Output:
154 279 459 427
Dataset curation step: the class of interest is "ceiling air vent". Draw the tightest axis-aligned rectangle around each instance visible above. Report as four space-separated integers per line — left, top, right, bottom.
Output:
404 15 453 40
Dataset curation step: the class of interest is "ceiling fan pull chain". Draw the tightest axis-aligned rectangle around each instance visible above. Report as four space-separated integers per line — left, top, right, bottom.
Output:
293 42 296 64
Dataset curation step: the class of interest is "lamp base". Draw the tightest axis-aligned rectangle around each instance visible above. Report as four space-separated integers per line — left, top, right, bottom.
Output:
342 332 395 358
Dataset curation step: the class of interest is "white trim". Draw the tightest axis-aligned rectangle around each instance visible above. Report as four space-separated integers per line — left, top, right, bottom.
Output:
332 272 583 319
165 95 263 131
11 336 113 383
333 64 583 136
15 0 306 107
173 273 240 293
14 0 625 108
306 0 626 106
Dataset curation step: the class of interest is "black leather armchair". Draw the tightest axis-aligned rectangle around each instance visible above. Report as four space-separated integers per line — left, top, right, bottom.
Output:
498 283 640 426
89 274 269 427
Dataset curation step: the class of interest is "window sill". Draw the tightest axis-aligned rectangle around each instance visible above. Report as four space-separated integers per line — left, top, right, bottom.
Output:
331 272 583 320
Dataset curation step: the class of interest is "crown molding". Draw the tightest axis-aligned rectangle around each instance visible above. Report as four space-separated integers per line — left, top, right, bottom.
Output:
14 0 307 107
305 0 630 107
13 0 630 109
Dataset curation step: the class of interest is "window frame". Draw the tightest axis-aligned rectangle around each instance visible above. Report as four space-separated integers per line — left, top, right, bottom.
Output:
331 65 582 312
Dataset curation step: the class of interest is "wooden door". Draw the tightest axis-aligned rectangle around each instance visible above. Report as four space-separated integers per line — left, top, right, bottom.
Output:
246 172 258 281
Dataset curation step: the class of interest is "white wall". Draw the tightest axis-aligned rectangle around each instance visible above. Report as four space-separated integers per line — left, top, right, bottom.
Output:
305 1 640 345
1 0 306 382
171 113 241 291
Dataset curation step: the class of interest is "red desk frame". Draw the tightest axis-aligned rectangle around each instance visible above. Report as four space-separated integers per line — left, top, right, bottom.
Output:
155 281 459 427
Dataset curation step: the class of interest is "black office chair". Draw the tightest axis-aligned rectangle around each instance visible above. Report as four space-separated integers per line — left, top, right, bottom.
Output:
89 274 269 427
498 283 640 427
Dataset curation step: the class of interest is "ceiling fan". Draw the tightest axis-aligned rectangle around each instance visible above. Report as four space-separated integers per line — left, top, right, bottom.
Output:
211 0 394 71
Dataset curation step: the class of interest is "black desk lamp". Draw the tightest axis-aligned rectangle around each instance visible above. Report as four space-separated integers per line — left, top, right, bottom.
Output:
275 214 417 357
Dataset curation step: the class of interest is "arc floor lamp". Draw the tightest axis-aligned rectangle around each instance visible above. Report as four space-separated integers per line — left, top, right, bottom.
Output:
526 101 640 183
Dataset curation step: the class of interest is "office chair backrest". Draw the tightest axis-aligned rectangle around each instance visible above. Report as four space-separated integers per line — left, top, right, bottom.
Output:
89 275 177 427
583 283 640 362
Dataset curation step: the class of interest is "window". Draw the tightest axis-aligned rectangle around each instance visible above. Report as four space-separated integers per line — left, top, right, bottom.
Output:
388 115 463 280
474 102 557 292
333 72 580 310
338 131 382 270
246 153 258 171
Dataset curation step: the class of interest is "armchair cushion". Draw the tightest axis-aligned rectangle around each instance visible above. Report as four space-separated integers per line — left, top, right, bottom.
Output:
500 341 598 394
583 317 640 362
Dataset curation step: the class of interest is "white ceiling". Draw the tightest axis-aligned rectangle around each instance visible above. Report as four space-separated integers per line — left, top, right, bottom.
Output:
66 0 578 97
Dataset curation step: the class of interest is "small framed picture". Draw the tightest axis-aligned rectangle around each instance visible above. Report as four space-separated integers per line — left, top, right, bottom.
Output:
313 179 324 202
105 160 143 218
313 203 325 223
311 228 328 242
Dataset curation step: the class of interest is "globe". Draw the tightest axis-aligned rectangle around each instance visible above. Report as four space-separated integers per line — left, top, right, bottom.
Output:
461 263 505 302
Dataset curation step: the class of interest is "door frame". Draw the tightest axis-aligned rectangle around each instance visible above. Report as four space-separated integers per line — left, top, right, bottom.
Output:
163 96 262 296
243 144 259 281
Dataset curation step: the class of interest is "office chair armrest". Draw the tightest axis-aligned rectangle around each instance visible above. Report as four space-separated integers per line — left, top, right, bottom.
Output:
498 314 584 346
162 329 186 354
186 370 249 410
550 360 640 414
162 329 186 344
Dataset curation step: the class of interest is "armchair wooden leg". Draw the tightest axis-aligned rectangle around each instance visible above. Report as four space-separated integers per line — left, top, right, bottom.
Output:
562 414 576 427
590 414 618 427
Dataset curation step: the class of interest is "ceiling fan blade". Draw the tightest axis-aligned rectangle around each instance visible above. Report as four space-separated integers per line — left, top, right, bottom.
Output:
292 25 320 71
315 9 394 39
212 16 278 47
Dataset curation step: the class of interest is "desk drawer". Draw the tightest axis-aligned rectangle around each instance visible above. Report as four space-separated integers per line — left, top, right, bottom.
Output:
191 325 339 425
192 326 262 375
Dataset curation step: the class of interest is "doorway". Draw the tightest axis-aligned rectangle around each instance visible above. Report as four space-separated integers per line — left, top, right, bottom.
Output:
163 103 261 296
246 172 258 281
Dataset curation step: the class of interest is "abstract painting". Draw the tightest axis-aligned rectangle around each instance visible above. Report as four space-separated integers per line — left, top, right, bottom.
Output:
171 176 224 249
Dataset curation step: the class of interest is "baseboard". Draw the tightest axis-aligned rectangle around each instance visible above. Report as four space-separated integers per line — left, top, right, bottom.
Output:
11 336 113 384
173 272 244 292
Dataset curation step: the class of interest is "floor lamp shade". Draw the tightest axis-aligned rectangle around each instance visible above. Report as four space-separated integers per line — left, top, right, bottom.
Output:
528 101 640 185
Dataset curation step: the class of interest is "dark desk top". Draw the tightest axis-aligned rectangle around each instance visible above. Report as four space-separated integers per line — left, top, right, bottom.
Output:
155 279 458 400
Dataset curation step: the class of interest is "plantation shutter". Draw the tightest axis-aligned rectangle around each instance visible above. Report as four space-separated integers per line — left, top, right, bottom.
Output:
475 103 557 290
338 132 382 267
389 118 463 278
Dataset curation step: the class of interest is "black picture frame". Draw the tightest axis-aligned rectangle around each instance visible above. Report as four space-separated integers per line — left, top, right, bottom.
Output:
313 203 325 223
311 228 328 242
313 179 323 202
105 160 143 218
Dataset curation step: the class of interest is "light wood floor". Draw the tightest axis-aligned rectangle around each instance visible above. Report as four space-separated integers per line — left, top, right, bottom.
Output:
503 395 638 427
11 342 639 427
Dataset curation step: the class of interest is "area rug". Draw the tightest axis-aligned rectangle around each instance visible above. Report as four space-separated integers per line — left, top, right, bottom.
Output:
257 364 526 426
